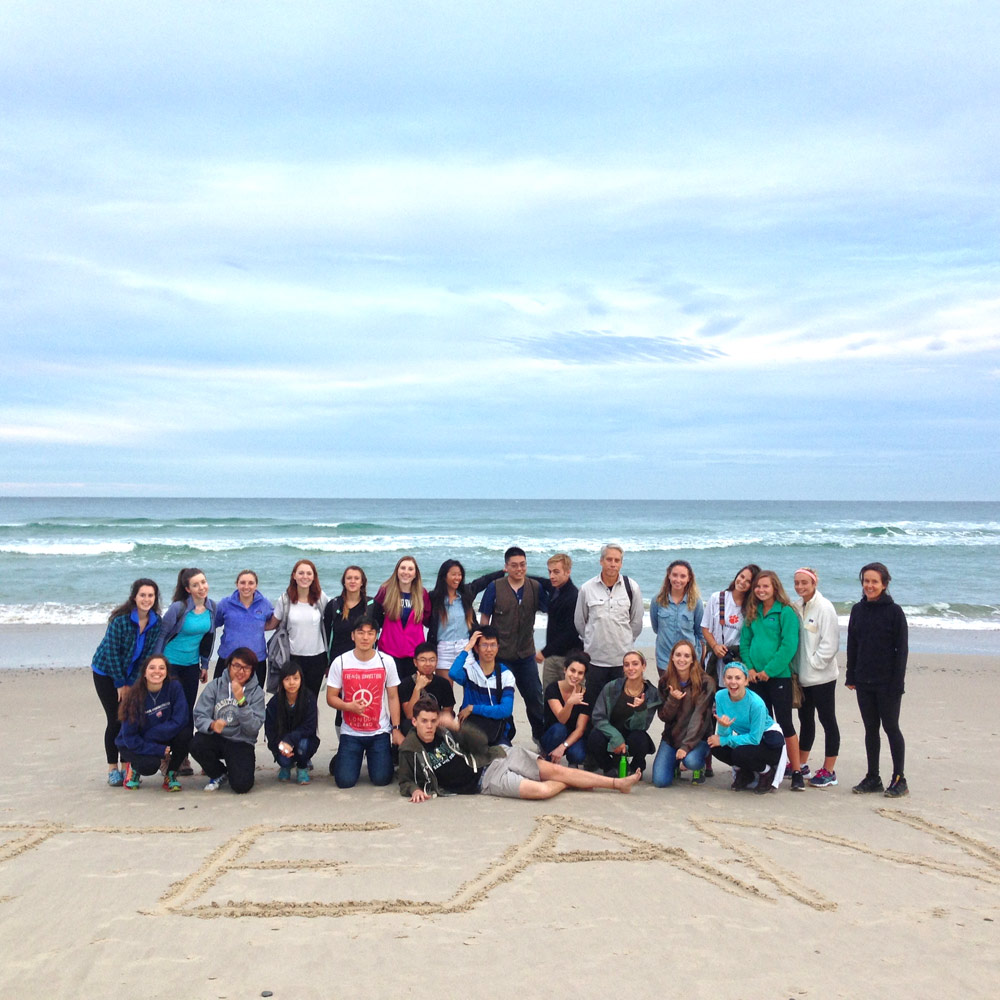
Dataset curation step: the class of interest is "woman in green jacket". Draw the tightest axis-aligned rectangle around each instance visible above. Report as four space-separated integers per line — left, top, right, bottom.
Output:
739 570 805 790
586 650 663 775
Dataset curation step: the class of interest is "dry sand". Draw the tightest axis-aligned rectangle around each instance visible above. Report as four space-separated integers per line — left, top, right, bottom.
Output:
1 650 998 999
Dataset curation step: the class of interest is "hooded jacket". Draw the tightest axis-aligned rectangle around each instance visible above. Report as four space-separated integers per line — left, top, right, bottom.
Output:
193 672 265 744
398 723 506 798
591 676 663 753
115 679 187 757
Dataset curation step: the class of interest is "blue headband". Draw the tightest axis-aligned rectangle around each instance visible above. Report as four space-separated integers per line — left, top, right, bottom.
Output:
726 660 749 676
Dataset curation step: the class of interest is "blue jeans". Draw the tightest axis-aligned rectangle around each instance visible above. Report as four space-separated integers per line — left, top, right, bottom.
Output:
506 655 545 741
652 739 709 787
331 732 393 788
275 736 320 770
540 723 586 766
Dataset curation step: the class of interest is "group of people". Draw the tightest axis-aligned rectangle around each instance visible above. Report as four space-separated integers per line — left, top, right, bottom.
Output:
91 545 909 802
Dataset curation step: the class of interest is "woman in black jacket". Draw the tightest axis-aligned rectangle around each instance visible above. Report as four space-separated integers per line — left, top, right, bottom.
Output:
846 562 908 798
265 662 320 784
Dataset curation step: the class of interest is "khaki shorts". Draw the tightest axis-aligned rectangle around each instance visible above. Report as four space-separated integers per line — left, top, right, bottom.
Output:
479 745 541 799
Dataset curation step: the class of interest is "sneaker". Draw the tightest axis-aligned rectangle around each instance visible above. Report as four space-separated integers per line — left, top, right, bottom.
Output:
123 763 141 790
755 765 777 794
107 769 124 787
808 767 838 788
297 767 311 785
203 773 228 792
852 774 884 794
884 774 909 798
178 757 194 777
277 766 292 782
731 767 756 791
784 762 810 779
162 771 182 792
690 768 706 785
790 770 805 792
704 764 714 778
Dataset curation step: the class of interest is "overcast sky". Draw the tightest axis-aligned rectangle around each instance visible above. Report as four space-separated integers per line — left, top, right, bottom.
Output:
2 1 998 499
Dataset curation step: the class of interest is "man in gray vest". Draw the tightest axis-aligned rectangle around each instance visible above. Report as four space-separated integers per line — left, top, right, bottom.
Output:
478 546 548 744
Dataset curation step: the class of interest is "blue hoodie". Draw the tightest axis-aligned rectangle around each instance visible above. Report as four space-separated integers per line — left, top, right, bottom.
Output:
115 679 188 757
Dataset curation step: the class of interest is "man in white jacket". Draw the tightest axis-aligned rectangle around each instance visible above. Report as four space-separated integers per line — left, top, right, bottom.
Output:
573 544 644 704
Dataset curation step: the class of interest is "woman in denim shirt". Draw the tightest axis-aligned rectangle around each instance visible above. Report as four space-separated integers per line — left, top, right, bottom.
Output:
650 560 704 675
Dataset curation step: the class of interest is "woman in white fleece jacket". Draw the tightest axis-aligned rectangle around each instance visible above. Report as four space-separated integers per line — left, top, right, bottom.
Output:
793 568 841 788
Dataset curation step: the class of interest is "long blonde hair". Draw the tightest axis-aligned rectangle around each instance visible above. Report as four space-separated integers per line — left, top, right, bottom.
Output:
663 640 706 698
655 559 700 610
380 556 424 623
743 570 793 623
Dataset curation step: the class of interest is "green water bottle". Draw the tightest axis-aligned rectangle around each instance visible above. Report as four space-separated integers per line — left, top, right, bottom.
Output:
618 753 628 779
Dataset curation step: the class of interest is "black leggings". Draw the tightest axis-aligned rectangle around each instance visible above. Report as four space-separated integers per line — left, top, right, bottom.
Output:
292 653 328 699
856 687 904 776
798 679 840 757
752 676 796 738
93 671 122 765
173 662 202 737
711 729 784 773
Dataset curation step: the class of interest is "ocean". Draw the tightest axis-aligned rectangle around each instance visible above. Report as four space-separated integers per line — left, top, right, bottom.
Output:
1 497 998 657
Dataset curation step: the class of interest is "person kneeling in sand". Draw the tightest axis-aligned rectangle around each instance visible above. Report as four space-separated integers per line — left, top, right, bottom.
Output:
707 661 785 794
190 647 265 793
399 696 641 802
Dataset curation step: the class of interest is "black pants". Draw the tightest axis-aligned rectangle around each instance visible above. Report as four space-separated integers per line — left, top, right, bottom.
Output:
856 687 904 776
292 653 328 699
120 729 191 775
585 664 623 708
752 676 796 738
586 727 655 774
798 679 840 757
190 731 256 793
711 729 784 772
93 671 122 765
173 662 202 737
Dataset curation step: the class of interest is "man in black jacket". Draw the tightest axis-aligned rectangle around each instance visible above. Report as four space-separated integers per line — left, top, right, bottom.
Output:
535 552 582 689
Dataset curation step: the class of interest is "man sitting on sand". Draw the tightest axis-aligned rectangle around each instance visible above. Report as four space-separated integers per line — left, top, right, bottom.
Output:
399 695 641 801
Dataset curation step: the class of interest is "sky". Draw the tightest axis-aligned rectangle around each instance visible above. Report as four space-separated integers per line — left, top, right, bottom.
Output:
1 0 998 499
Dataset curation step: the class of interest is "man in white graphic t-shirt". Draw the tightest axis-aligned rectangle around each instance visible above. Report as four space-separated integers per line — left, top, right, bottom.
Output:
326 615 403 787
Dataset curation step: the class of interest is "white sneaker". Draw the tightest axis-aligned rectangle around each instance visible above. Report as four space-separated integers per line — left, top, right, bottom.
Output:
203 773 228 792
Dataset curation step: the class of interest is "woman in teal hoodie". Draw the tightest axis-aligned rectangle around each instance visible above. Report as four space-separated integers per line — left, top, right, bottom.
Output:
739 570 804 790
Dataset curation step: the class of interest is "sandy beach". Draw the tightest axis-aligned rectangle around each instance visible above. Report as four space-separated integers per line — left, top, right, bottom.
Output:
1 649 998 999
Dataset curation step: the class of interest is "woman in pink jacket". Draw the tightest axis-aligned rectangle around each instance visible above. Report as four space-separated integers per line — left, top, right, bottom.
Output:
373 555 431 679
